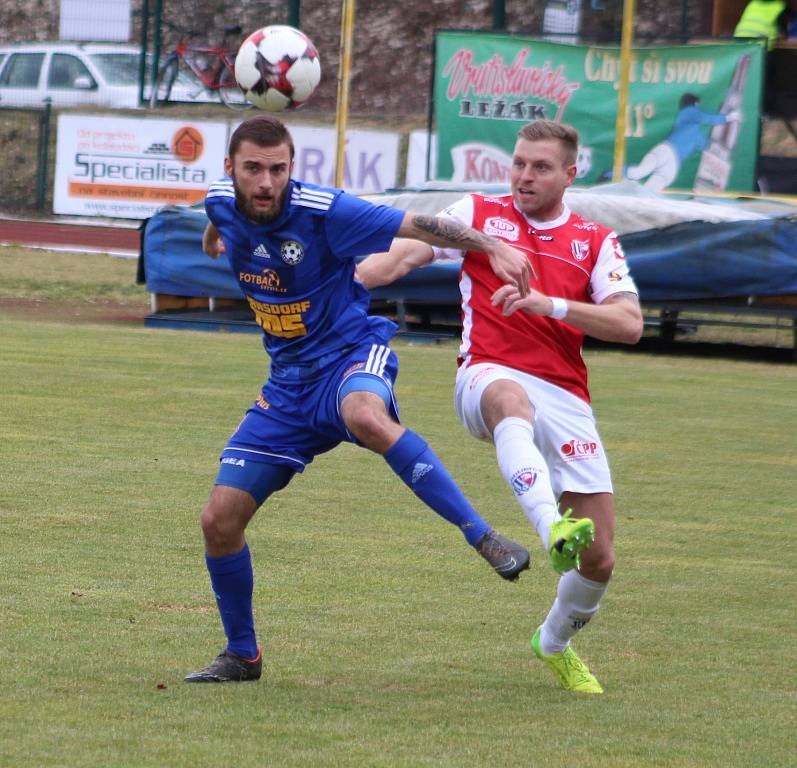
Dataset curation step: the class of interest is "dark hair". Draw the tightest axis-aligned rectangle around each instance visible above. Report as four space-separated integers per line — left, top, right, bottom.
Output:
228 115 295 159
679 93 699 109
516 120 578 166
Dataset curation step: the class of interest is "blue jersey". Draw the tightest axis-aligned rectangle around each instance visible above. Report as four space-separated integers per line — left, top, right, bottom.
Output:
205 178 404 383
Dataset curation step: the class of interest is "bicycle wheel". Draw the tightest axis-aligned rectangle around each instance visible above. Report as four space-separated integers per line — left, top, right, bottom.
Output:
217 58 252 110
150 58 179 108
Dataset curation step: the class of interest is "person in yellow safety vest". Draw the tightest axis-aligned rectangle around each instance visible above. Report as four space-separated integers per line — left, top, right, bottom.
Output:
734 0 790 49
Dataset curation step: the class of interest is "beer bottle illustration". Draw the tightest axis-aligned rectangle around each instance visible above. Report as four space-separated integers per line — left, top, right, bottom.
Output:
694 54 750 192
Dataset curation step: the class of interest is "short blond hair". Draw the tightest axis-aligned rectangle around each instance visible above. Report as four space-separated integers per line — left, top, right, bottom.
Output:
516 120 578 167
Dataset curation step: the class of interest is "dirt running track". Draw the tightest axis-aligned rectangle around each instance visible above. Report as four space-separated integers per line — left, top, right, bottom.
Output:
0 216 140 257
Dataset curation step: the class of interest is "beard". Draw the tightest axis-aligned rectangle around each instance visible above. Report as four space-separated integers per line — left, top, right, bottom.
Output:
232 178 287 224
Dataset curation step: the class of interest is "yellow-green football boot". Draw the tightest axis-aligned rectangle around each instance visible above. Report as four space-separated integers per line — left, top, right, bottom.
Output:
531 627 604 694
548 509 595 574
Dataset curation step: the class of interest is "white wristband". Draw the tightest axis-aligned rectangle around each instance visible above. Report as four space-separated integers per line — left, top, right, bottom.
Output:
548 297 568 320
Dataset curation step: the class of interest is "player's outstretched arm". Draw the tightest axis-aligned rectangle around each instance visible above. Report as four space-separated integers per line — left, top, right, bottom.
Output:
491 287 644 345
356 239 434 289
398 211 532 296
202 222 225 259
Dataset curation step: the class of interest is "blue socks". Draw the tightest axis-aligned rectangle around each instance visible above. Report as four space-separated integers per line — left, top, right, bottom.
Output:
205 544 258 659
205 431 490 658
384 429 490 546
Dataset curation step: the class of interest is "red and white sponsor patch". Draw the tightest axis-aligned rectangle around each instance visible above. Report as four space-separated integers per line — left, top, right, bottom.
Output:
560 438 599 461
468 365 499 390
484 216 519 242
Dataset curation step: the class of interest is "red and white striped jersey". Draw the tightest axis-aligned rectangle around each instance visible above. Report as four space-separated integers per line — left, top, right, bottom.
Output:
433 193 637 403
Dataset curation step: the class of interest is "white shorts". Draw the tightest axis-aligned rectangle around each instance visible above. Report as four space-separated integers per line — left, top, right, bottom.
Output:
454 362 613 497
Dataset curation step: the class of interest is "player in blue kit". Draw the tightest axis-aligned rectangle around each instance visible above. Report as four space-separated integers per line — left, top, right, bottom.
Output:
184 115 535 683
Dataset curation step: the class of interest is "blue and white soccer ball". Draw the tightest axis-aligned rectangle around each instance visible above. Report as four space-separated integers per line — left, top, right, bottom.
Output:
235 25 321 111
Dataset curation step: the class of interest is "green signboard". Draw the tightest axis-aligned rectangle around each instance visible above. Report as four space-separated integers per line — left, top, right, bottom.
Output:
433 31 764 193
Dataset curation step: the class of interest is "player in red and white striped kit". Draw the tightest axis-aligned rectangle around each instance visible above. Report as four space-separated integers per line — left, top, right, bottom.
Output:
358 120 643 693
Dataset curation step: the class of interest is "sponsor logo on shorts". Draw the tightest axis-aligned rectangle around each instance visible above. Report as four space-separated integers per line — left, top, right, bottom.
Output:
561 439 599 461
256 395 271 410
511 468 537 495
221 457 246 467
343 362 365 377
468 366 498 390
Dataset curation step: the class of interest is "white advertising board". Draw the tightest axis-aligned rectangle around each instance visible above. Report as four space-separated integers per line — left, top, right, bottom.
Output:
273 124 399 194
54 115 228 219
60 0 131 42
54 117 402 219
405 130 438 187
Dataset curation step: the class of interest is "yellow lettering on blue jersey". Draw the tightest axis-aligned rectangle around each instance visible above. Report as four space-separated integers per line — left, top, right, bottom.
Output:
247 298 310 339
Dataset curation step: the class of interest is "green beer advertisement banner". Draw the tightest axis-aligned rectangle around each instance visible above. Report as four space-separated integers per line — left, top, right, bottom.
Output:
433 31 764 193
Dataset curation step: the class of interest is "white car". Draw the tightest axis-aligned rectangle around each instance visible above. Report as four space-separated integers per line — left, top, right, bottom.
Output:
0 41 213 109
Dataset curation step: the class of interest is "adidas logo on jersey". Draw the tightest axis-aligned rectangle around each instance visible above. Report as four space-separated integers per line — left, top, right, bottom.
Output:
253 243 271 259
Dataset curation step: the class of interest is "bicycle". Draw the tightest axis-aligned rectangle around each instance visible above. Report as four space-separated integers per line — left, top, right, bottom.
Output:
149 23 252 110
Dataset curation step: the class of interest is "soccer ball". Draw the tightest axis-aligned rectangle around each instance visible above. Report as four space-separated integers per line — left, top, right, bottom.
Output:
575 145 592 179
235 25 321 111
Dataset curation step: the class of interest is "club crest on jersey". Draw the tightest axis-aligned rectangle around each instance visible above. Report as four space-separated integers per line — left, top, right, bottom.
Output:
484 217 519 241
252 243 271 259
571 240 590 261
280 240 304 265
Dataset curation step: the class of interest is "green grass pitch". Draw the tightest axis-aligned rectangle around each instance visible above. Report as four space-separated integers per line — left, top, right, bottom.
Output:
0 250 795 767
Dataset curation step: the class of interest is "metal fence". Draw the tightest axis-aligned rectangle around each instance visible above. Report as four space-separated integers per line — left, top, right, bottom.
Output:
0 105 54 212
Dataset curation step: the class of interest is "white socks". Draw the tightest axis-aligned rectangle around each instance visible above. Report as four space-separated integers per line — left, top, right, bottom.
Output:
539 569 608 654
493 417 559 548
492 419 608 653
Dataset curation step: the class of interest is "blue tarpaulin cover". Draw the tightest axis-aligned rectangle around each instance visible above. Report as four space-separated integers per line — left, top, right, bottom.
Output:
620 215 797 300
142 206 797 304
143 206 243 299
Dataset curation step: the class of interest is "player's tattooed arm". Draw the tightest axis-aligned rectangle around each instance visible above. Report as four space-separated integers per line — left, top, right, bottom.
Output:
408 214 502 253
397 211 533 295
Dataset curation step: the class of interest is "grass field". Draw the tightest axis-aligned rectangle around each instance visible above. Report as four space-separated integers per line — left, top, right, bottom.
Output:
1 248 795 767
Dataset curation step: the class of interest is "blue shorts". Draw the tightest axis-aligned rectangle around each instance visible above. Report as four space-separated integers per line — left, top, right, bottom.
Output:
219 340 400 474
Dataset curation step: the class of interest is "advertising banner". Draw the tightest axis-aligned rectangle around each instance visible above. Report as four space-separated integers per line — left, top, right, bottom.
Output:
55 117 401 219
405 130 438 187
54 115 228 219
433 32 764 193
282 124 399 194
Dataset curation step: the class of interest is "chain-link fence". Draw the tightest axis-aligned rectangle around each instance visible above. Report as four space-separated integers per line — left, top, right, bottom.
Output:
0 106 54 212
